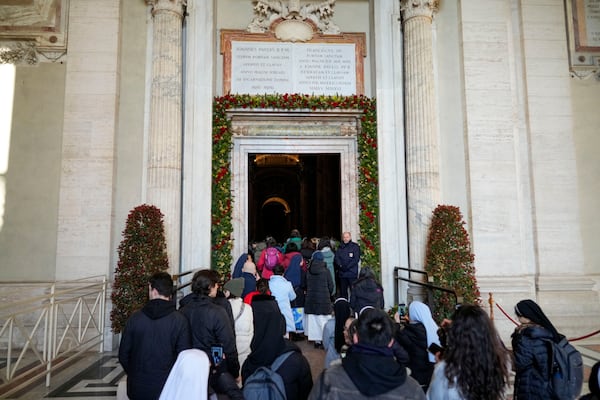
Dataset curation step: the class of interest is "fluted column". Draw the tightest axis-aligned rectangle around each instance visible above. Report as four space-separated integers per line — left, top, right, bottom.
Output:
146 0 186 271
401 0 441 276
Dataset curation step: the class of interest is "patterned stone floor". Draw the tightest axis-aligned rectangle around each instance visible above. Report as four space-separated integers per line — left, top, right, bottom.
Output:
2 338 599 399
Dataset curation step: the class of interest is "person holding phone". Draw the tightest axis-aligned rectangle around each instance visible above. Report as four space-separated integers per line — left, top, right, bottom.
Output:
179 270 243 400
211 345 224 366
394 301 440 392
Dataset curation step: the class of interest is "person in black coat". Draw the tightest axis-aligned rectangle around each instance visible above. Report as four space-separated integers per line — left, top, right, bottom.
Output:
241 290 313 400
179 269 242 400
118 272 191 400
349 266 384 314
394 301 440 391
304 251 334 347
512 299 563 400
334 231 361 300
580 360 600 400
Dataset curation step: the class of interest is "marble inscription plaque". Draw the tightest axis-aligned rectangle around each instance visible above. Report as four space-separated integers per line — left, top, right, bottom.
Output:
574 0 600 50
231 41 356 95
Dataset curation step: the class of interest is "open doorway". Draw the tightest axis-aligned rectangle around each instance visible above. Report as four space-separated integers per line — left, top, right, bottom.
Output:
248 153 341 245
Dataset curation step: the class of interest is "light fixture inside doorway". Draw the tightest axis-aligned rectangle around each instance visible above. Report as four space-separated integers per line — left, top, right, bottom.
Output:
262 197 292 215
253 154 300 167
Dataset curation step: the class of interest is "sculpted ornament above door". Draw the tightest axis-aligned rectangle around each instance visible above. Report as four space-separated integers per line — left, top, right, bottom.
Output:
0 0 69 64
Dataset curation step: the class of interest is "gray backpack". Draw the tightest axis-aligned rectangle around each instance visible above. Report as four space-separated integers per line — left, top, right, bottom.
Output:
243 351 293 400
544 337 583 400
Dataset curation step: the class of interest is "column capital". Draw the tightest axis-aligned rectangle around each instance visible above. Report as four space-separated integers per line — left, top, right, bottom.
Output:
400 0 439 22
146 0 186 17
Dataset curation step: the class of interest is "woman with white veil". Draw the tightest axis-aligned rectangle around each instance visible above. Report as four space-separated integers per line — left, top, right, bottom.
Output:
159 349 211 400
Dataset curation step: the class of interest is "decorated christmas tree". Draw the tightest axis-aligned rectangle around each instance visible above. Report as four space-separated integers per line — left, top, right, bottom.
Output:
425 205 480 322
110 204 169 333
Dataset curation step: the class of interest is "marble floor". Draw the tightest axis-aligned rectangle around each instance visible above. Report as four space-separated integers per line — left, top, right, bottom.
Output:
2 338 599 399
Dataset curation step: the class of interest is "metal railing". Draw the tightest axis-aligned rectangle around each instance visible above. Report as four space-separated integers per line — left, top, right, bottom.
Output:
172 268 206 307
0 276 107 397
393 266 461 313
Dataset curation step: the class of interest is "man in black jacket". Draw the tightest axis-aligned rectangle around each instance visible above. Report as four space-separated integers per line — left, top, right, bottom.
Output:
180 269 243 400
118 272 191 400
334 231 361 300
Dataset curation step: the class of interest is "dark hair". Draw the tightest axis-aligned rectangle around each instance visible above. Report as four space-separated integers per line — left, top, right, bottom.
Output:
317 236 331 250
358 266 377 280
285 242 299 253
444 304 510 400
191 269 218 296
356 308 394 347
149 272 174 298
256 278 270 294
290 229 301 238
265 236 277 247
273 264 285 276
301 237 315 250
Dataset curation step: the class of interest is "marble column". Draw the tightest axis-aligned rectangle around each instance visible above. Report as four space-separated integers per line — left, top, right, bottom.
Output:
146 0 186 271
400 0 441 278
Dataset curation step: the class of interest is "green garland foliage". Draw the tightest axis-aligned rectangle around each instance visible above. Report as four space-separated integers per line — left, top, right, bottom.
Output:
212 93 380 277
425 205 480 322
110 204 169 333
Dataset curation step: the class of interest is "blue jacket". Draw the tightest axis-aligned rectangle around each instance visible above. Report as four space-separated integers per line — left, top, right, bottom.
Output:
334 241 361 279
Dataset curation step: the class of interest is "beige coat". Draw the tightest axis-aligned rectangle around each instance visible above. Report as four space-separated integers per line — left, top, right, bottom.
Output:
228 297 254 369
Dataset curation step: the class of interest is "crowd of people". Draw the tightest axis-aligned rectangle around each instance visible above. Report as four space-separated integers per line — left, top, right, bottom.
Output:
118 229 599 400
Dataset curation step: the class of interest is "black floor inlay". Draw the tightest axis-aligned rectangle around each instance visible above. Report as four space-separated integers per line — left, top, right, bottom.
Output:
45 356 124 398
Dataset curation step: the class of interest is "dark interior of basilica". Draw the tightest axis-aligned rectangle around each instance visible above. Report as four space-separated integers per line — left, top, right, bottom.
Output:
248 153 341 244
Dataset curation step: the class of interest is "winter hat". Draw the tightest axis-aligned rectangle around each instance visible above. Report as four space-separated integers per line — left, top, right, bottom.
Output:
312 251 324 261
224 278 244 298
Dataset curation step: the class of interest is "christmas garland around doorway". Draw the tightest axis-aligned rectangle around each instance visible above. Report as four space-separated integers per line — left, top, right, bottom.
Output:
212 94 380 277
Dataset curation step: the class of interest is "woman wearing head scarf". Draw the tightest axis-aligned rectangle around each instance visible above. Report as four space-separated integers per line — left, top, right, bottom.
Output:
322 297 352 368
159 349 210 400
394 301 440 391
511 299 564 400
241 286 313 400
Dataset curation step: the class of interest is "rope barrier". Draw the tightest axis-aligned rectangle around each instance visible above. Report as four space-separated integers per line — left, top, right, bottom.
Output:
494 301 600 342
495 302 519 326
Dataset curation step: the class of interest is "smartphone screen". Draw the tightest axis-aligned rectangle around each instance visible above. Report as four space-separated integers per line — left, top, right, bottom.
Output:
211 345 224 366
428 343 443 355
398 303 407 317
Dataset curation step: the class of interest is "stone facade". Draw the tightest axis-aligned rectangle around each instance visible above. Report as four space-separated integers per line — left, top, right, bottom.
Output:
0 0 598 347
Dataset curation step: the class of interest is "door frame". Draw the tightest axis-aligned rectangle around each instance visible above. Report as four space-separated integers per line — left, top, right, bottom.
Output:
231 131 360 259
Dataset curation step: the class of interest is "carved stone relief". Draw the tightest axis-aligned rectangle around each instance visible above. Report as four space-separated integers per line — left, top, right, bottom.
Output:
248 0 340 41
0 0 68 64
